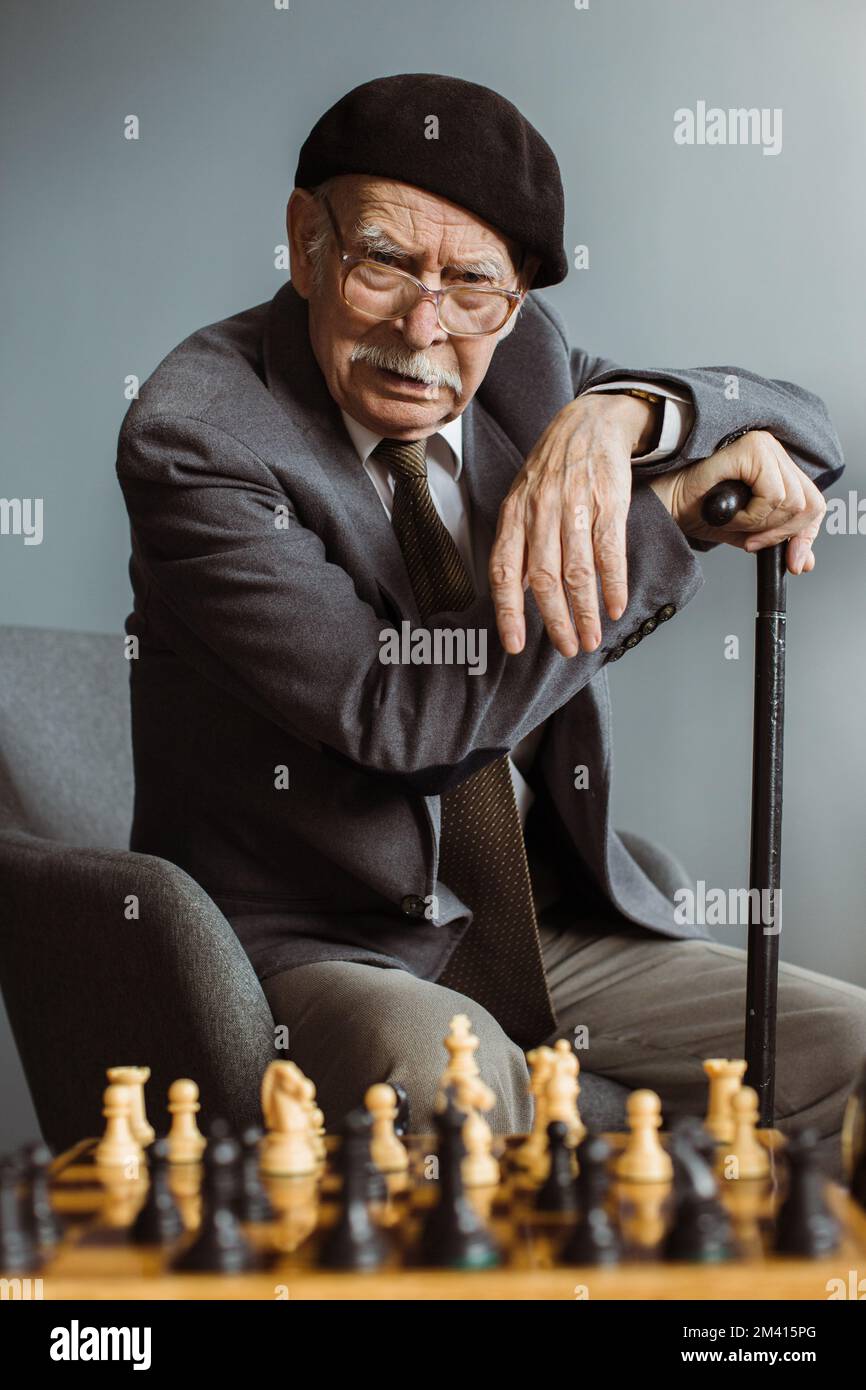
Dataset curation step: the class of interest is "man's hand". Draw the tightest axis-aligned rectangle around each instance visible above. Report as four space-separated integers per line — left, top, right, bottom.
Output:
489 392 657 657
648 430 825 575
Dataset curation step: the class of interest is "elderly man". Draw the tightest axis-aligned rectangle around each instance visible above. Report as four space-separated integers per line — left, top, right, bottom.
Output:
117 74 866 1172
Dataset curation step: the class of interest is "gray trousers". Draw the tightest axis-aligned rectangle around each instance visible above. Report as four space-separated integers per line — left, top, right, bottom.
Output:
262 835 866 1180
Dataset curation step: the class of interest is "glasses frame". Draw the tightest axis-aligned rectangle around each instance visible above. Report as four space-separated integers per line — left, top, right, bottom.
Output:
317 193 526 338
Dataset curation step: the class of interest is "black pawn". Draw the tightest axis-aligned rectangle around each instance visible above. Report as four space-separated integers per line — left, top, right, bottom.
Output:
129 1137 183 1246
319 1109 390 1271
664 1120 734 1263
20 1142 64 1248
416 1092 502 1270
846 1061 866 1209
171 1123 269 1273
536 1121 579 1214
0 1155 42 1273
560 1133 621 1266
391 1082 411 1138
774 1129 841 1258
237 1126 276 1223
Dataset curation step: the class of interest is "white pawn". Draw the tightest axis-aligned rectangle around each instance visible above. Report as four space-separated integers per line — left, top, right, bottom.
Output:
107 1065 155 1147
724 1086 770 1181
167 1078 206 1164
703 1058 747 1144
615 1090 673 1183
95 1082 144 1174
365 1083 409 1173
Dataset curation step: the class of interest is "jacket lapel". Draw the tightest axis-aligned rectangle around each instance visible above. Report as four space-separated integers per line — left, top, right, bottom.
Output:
263 282 421 622
263 282 527 619
460 392 527 545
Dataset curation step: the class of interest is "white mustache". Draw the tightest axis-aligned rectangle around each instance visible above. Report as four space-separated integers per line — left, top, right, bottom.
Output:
350 342 462 394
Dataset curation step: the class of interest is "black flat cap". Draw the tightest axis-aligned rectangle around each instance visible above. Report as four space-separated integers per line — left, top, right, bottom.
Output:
294 73 568 289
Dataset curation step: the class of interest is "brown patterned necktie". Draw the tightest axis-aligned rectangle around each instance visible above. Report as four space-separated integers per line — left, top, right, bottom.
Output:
372 436 556 1047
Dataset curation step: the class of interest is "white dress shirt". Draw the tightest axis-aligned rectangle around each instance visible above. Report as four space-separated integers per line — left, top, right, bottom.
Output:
340 383 693 826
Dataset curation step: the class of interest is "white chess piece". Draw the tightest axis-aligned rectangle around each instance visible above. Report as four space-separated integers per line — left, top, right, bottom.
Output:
107 1065 155 1147
724 1086 770 1181
365 1083 409 1173
260 1060 318 1176
167 1078 206 1164
95 1082 144 1173
615 1090 673 1183
703 1058 747 1144
515 1046 556 1170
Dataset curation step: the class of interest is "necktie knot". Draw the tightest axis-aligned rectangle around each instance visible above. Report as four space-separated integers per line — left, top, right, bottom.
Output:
371 437 428 482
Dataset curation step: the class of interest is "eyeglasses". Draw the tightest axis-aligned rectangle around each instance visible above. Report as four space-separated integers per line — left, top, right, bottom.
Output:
317 194 526 337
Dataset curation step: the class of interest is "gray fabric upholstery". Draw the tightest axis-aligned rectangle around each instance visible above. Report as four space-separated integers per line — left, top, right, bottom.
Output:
0 626 275 1148
0 831 274 1149
0 627 133 847
0 623 630 1148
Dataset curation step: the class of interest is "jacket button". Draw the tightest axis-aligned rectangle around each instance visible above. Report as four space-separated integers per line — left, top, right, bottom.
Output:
640 617 658 637
607 645 625 662
623 631 642 649
656 603 676 623
401 894 427 919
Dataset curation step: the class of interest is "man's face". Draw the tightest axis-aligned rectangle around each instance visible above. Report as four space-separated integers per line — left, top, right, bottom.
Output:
288 175 531 440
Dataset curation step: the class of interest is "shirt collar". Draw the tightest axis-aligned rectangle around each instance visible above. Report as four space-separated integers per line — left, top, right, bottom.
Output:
339 407 464 479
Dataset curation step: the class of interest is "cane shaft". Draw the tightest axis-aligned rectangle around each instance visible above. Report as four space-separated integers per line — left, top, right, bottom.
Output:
745 545 786 1126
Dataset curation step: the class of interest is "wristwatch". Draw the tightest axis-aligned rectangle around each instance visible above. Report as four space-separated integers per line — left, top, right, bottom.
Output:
618 387 663 456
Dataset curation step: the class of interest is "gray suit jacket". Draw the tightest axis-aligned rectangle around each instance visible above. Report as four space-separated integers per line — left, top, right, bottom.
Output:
116 283 843 983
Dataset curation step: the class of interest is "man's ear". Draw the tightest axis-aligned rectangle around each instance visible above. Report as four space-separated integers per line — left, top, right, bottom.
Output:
519 252 542 295
287 187 320 300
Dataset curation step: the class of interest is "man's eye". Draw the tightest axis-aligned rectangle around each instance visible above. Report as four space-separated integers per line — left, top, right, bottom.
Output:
453 272 492 286
369 251 396 265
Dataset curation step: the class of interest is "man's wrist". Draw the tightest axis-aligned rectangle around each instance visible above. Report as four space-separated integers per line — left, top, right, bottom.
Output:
647 471 678 518
593 391 660 455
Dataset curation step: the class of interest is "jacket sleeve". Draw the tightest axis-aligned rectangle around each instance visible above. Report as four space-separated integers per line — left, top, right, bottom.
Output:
117 411 704 795
548 299 845 554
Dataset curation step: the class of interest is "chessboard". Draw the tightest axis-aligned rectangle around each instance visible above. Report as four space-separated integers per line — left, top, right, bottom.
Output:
13 1125 866 1301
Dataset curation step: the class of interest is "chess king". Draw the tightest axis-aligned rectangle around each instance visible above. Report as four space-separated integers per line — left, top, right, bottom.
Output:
116 73 866 1170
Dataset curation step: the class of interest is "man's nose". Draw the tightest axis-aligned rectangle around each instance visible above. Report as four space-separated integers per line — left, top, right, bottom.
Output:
391 296 448 350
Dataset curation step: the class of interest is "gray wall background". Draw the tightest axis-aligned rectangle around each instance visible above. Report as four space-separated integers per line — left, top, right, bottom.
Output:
2 0 864 1145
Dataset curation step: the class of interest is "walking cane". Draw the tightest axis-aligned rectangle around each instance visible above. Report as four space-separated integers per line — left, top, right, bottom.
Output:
700 479 787 1128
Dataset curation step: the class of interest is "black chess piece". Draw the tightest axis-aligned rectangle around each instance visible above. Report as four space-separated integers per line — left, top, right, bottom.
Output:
319 1109 391 1271
20 1141 64 1248
851 1137 866 1211
415 1091 503 1270
536 1121 579 1214
844 1060 866 1210
170 1123 271 1273
237 1126 276 1224
129 1136 184 1246
391 1082 411 1138
774 1128 841 1257
664 1119 735 1263
0 1154 43 1273
560 1132 621 1266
